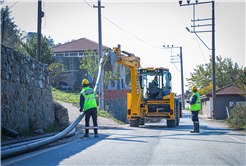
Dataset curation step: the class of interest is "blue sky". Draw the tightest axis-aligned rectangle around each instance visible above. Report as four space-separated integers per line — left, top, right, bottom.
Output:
2 0 245 94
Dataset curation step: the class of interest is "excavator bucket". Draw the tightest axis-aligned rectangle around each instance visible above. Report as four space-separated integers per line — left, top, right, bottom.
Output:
103 52 119 72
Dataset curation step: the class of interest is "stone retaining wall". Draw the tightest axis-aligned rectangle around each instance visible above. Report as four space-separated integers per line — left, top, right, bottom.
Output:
1 45 55 132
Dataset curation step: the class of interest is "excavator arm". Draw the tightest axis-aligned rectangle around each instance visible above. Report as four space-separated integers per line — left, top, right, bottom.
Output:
106 47 142 119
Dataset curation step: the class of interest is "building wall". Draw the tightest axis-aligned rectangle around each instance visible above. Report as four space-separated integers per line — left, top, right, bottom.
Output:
201 95 245 120
201 98 211 118
1 45 54 131
54 56 88 90
216 96 245 120
58 72 74 89
54 52 126 90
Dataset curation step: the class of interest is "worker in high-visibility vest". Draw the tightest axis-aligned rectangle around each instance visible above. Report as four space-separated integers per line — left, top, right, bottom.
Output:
187 86 201 133
79 79 99 138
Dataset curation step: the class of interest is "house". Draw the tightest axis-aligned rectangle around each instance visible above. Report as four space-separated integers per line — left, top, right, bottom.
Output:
176 90 191 108
201 84 245 120
26 32 37 43
51 38 126 90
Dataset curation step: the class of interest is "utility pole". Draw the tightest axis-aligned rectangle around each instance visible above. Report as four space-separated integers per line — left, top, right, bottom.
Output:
1 7 6 44
211 1 216 120
180 47 185 110
37 0 42 62
163 45 185 109
37 0 44 62
94 0 105 110
179 0 217 119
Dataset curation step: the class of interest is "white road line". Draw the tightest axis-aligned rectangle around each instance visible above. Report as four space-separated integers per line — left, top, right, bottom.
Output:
1 139 83 166
213 128 246 144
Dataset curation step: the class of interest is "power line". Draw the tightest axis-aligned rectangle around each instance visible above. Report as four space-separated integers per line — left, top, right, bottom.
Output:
9 0 19 9
42 0 46 29
83 0 174 53
194 35 207 63
172 63 181 73
204 0 221 18
83 0 210 57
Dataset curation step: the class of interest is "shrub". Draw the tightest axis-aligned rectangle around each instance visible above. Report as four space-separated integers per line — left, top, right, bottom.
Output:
225 103 246 129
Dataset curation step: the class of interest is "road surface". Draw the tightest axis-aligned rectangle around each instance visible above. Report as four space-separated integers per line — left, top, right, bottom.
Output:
2 111 245 166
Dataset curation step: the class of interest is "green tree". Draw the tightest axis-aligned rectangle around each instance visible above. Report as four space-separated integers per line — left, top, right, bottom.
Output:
187 55 242 89
197 82 219 96
234 67 246 98
125 66 131 87
20 34 55 65
79 49 123 88
1 6 26 49
105 63 124 89
47 63 67 88
79 49 99 87
47 36 55 47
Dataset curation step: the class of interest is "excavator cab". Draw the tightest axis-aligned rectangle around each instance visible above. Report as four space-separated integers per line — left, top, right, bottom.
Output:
140 68 172 100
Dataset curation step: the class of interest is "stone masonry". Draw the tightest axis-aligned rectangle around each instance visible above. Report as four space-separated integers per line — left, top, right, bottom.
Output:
1 45 55 132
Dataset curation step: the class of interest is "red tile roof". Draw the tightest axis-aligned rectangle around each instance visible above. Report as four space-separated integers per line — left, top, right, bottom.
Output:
205 84 245 97
51 38 109 53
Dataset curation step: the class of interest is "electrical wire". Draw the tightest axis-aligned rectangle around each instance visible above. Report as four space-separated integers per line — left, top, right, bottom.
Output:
204 0 221 18
83 0 209 59
194 35 207 63
83 0 175 53
42 0 46 29
171 63 180 73
9 0 19 9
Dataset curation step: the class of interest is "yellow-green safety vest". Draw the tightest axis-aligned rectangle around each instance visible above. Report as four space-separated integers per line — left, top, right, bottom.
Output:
81 87 97 111
189 92 201 111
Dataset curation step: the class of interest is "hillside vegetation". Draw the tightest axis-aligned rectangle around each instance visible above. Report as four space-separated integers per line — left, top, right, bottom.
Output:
52 87 124 124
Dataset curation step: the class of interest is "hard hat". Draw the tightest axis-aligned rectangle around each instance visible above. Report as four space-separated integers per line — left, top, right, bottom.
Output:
192 86 197 91
82 79 89 85
155 75 158 78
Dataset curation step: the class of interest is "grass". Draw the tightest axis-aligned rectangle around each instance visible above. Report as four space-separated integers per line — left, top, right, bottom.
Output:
1 135 11 141
43 124 65 133
52 87 125 125
18 129 34 136
52 87 80 108
98 109 125 125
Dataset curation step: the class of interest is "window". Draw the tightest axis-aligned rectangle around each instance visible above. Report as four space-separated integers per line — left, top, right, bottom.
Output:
65 53 69 56
79 52 84 56
70 53 78 56
56 53 64 57
121 79 124 89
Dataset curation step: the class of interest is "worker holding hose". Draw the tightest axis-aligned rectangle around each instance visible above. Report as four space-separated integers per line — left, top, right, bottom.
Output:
187 86 201 133
79 79 99 138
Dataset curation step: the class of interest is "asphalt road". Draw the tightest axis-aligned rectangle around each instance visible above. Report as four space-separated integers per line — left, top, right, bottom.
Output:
2 111 246 166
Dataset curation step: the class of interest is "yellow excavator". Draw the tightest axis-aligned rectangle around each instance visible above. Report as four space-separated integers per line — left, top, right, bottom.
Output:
106 47 182 127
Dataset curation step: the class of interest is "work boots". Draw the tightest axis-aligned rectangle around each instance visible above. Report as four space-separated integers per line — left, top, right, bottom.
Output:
190 121 200 133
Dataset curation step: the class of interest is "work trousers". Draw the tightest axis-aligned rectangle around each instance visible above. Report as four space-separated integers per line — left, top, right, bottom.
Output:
85 107 98 134
191 111 199 122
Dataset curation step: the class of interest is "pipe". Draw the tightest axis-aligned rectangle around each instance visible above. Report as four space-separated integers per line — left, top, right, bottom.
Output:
1 51 118 159
1 113 84 159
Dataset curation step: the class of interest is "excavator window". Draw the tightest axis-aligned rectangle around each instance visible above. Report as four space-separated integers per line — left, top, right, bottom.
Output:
140 69 171 99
